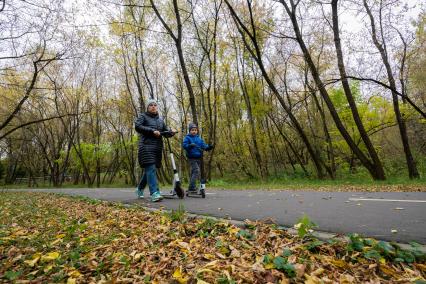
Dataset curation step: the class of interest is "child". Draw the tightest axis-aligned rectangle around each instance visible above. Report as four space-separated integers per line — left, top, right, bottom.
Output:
182 123 214 192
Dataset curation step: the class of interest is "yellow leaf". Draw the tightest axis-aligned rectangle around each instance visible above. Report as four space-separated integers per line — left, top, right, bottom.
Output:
204 260 219 267
44 265 54 273
331 259 348 269
68 270 82 278
197 280 211 284
41 251 60 262
416 263 426 272
229 249 240 258
14 229 27 236
24 253 41 267
56 234 65 239
264 263 275 269
311 268 324 276
222 270 231 279
380 265 398 278
196 268 215 274
229 227 240 234
178 241 191 252
304 274 321 284
172 267 188 284
50 238 62 246
24 258 40 267
134 253 144 261
67 278 76 284
339 274 355 283
203 253 215 260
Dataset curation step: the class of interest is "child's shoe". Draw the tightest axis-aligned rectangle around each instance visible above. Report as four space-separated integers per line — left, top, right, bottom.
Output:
187 187 197 192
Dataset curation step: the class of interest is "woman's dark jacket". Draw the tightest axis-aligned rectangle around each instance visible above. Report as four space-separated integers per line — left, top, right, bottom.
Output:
135 112 173 168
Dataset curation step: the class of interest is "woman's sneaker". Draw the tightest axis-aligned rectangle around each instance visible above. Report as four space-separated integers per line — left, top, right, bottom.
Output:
151 191 163 202
135 188 144 199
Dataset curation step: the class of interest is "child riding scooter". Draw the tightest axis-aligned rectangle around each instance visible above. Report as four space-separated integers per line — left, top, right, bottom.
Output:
182 123 214 197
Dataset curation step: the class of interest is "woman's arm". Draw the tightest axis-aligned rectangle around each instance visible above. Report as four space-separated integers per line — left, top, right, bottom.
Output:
135 114 155 135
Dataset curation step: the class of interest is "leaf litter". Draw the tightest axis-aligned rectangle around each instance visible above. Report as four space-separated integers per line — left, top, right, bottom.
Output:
0 192 425 283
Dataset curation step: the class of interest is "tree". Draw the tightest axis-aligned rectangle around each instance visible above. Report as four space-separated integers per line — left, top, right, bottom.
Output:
150 0 199 124
224 0 327 178
363 0 419 178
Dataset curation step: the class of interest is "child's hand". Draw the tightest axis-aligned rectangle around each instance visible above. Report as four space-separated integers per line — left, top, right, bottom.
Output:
206 144 214 151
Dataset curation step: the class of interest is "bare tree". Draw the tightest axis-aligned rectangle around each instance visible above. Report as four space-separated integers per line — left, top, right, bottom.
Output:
149 0 199 124
275 0 386 180
224 0 327 178
363 0 419 178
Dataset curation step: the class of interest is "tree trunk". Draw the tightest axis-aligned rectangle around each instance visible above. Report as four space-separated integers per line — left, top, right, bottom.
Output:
331 0 383 179
363 0 419 179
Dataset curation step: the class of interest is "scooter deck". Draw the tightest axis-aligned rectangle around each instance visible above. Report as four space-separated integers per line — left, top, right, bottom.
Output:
186 189 206 198
162 187 184 199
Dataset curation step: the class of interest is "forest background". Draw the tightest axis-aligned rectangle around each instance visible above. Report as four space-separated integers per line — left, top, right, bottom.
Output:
1 0 425 189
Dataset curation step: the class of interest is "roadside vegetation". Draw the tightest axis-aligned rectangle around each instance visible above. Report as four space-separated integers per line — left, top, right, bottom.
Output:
1 192 425 283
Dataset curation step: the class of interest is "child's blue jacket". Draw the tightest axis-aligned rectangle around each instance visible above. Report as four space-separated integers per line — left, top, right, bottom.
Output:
182 134 210 158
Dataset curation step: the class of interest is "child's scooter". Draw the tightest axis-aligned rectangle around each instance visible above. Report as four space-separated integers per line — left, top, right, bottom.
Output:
186 174 206 198
160 131 184 199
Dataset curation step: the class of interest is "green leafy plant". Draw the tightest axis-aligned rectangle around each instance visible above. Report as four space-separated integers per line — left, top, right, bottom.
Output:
263 254 296 278
347 233 365 252
236 229 255 240
4 270 22 281
305 240 324 251
347 234 426 263
294 214 316 238
217 276 236 284
273 256 296 277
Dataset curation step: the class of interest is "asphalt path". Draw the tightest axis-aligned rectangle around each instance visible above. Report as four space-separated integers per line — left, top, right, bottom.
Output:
4 188 426 244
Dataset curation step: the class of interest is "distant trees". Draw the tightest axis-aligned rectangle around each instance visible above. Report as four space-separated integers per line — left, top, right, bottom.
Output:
0 0 424 186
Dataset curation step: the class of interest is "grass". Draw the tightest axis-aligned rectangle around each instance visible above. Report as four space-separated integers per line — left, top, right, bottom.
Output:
208 175 426 190
2 172 426 192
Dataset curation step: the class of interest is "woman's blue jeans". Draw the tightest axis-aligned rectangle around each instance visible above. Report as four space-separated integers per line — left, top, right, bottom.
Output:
137 164 158 195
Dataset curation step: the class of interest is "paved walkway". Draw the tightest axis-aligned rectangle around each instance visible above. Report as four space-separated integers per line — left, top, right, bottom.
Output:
5 188 426 244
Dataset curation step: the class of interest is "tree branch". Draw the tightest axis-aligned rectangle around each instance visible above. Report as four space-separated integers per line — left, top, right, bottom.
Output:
326 75 426 119
0 112 88 140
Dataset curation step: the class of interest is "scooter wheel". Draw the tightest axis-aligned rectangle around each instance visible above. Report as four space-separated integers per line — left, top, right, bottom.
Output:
201 189 206 198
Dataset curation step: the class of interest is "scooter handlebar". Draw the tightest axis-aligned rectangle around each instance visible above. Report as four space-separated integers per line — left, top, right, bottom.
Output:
160 130 178 136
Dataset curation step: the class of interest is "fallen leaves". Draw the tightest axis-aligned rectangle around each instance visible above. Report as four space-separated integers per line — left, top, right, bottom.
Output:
40 251 60 262
0 192 425 283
